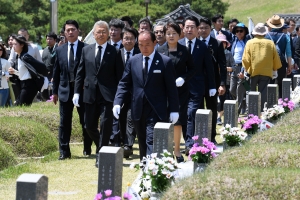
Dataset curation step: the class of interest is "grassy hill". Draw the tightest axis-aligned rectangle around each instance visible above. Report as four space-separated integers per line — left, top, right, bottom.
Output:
224 0 300 26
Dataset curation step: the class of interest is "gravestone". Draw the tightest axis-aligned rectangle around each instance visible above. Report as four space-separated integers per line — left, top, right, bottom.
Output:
16 173 48 200
98 147 123 196
194 109 212 143
293 74 300 90
248 92 261 116
282 78 291 100
223 100 238 127
267 84 278 108
153 122 174 157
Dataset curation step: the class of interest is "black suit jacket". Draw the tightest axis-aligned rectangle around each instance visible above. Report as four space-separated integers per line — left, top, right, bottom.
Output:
117 47 141 73
208 37 227 88
178 38 216 96
53 41 85 102
114 52 179 121
157 43 196 94
74 43 123 103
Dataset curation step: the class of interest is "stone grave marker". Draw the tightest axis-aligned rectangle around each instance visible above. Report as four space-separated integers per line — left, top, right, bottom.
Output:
248 91 261 116
16 173 48 200
98 147 123 197
293 74 300 90
153 122 174 157
282 78 291 100
223 100 238 127
267 84 278 108
194 109 212 143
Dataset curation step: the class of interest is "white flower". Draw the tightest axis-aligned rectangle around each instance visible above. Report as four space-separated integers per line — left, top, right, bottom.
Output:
162 169 169 174
166 172 173 179
225 124 231 128
141 191 150 198
152 169 158 175
151 153 157 158
129 162 136 169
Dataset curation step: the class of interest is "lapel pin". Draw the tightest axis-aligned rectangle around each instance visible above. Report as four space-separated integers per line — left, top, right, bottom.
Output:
155 60 159 65
107 52 110 54
178 51 182 56
197 45 199 48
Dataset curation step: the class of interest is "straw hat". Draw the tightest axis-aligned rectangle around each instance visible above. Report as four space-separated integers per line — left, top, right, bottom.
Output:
266 15 284 28
252 23 268 36
216 33 231 48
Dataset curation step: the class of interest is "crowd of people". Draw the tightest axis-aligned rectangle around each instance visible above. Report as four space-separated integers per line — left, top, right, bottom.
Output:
1 13 300 168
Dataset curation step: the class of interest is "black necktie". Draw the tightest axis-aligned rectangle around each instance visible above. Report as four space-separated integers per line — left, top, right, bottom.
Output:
95 46 102 70
69 43 75 82
143 57 149 83
126 51 130 63
113 43 118 49
188 40 192 53
202 39 207 46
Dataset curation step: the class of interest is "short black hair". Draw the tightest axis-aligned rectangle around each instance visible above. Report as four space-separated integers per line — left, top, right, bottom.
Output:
164 21 181 36
285 18 296 25
120 16 133 27
199 17 212 27
18 28 29 34
227 18 239 27
0 43 7 58
183 16 200 27
296 26 300 32
139 17 153 29
121 27 138 39
138 31 156 43
46 32 57 40
12 35 29 53
63 20 79 31
211 14 224 23
109 18 125 29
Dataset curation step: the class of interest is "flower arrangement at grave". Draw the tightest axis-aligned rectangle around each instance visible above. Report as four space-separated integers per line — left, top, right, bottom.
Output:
94 189 121 200
131 150 179 199
188 136 217 163
261 104 285 121
219 124 247 147
278 98 295 113
239 114 262 135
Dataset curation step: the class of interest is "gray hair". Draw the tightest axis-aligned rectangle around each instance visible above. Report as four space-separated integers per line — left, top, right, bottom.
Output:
93 21 109 32
153 21 166 31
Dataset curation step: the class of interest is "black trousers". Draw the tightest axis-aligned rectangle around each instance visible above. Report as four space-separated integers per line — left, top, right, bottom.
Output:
16 79 38 106
133 100 163 160
58 84 91 156
84 87 114 154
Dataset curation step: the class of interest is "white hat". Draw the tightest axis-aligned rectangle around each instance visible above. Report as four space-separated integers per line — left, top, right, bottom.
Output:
252 23 268 36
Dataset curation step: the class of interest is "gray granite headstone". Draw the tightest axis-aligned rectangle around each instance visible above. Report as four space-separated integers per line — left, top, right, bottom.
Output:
267 84 278 108
282 78 291 100
98 147 123 196
292 74 300 90
223 100 238 127
16 173 48 200
153 122 174 157
194 109 212 143
248 92 261 116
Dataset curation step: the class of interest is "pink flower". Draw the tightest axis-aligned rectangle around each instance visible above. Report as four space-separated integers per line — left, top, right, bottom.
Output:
123 192 132 199
104 190 112 197
192 135 199 141
95 193 103 200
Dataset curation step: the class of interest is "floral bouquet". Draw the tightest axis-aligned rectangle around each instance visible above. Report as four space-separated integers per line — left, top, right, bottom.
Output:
94 190 121 200
278 98 295 113
131 150 179 198
188 136 217 163
219 124 247 147
239 114 262 135
262 104 285 121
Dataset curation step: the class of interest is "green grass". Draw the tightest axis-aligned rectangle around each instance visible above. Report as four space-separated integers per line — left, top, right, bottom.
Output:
224 0 299 27
0 138 16 171
162 109 300 199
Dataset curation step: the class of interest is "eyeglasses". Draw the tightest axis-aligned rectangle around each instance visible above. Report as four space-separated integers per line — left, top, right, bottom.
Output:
199 27 211 30
123 37 135 41
154 30 164 34
235 29 244 33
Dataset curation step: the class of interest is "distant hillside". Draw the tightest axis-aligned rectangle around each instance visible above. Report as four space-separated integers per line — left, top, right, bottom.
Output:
224 0 300 26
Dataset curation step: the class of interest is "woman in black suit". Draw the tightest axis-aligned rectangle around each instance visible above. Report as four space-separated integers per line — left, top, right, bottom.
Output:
157 21 196 162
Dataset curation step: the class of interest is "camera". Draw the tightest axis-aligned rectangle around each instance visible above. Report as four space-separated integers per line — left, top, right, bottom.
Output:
60 36 65 41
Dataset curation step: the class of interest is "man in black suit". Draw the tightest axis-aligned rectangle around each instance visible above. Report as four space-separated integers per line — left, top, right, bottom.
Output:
210 14 232 44
199 18 226 143
178 16 216 155
73 20 122 167
52 20 92 160
113 31 179 160
113 27 140 157
108 19 125 49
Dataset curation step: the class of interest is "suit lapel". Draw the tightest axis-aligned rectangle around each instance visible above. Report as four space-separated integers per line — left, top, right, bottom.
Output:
75 41 83 67
145 52 159 85
120 48 125 65
137 54 144 85
98 44 110 74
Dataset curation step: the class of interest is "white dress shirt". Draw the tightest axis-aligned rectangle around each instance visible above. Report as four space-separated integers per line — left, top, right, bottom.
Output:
143 50 155 72
110 40 122 49
200 35 211 46
16 58 32 80
185 37 197 53
95 42 107 64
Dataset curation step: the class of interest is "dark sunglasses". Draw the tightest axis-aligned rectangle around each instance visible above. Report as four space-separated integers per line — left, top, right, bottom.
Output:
236 29 244 33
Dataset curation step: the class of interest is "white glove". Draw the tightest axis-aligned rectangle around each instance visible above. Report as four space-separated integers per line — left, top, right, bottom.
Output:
209 89 217 97
175 77 185 87
72 93 80 107
169 112 179 124
272 71 278 80
113 105 121 119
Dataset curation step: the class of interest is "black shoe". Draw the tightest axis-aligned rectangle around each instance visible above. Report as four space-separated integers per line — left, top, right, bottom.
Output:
83 150 91 156
185 147 191 156
176 155 184 163
123 146 133 158
58 154 71 160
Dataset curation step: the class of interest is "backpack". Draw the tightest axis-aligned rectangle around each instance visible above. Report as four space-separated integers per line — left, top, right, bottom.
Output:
267 33 287 65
